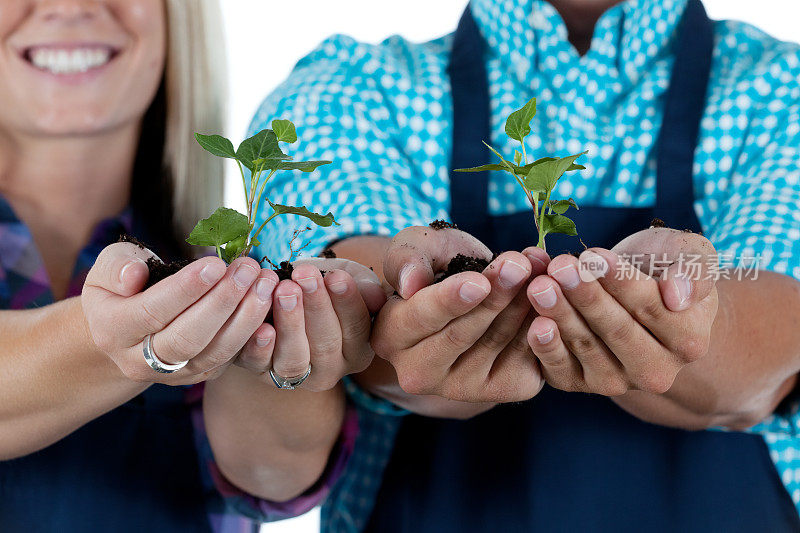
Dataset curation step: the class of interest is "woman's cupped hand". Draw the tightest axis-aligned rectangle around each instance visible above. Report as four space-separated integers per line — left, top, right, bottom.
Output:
82 242 385 389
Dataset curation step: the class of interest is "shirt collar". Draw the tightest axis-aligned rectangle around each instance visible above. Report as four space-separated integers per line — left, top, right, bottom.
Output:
470 0 690 98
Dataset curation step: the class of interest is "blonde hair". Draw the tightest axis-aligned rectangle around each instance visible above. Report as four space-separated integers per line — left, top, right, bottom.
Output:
158 0 227 252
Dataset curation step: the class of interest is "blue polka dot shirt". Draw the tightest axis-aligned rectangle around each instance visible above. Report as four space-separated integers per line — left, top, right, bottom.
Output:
249 0 800 527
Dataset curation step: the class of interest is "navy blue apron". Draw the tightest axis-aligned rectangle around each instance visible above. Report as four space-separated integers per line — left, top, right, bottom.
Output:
366 2 800 532
0 218 211 532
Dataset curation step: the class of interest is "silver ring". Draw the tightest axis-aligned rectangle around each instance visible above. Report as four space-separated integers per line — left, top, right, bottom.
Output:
142 333 189 374
269 364 312 390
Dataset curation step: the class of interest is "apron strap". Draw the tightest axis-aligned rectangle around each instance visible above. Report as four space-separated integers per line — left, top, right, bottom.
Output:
654 0 713 227
447 4 492 244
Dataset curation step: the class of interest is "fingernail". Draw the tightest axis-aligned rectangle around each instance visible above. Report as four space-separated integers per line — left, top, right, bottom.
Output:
673 274 693 308
579 251 609 282
200 262 226 285
532 286 557 308
551 264 581 290
278 294 297 310
233 264 259 288
296 277 318 294
256 335 272 347
536 327 554 344
399 264 415 295
527 255 548 272
120 259 144 283
459 281 489 303
329 280 348 294
499 259 529 288
256 278 276 303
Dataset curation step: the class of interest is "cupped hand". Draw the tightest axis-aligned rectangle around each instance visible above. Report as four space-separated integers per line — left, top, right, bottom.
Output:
527 227 718 396
371 226 549 403
83 242 277 385
234 256 386 392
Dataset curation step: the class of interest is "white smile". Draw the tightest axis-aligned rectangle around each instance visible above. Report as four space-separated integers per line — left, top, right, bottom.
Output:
26 47 114 75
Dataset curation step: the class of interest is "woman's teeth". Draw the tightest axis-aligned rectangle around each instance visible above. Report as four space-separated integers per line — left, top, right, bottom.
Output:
29 48 111 74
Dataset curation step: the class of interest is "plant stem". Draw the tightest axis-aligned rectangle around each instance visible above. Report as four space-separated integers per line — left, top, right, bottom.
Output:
250 169 276 231
537 189 553 251
215 245 223 260
245 212 278 256
521 142 528 166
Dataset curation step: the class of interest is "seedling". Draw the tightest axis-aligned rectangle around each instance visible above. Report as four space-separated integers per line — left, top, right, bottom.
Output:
192 119 338 266
454 98 586 252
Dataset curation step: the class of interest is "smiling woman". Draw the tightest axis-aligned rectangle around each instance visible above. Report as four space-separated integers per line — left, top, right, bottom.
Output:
0 1 352 532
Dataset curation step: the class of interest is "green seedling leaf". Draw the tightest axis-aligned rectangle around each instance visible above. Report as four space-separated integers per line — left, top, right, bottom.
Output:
221 234 247 263
453 163 510 173
268 201 339 227
505 97 537 142
272 119 297 144
549 198 579 214
541 213 578 237
523 151 588 193
236 129 290 172
251 159 331 172
187 207 250 247
195 133 236 159
514 150 523 166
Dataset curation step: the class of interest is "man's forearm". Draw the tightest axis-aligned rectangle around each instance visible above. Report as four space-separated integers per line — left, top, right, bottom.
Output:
614 271 800 430
203 365 345 502
0 298 146 459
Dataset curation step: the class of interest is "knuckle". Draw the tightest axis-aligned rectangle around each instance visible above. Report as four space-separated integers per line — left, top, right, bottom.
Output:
478 325 515 351
507 334 532 356
566 334 597 359
604 318 636 346
341 315 371 342
406 305 439 337
590 375 629 397
396 366 434 395
311 336 343 359
674 335 709 362
442 323 473 350
575 288 601 309
637 297 665 323
635 370 676 395
166 328 205 360
138 301 168 332
274 358 311 378
480 295 508 314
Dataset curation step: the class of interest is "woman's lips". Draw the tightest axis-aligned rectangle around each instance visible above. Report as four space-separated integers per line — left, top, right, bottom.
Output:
22 44 119 75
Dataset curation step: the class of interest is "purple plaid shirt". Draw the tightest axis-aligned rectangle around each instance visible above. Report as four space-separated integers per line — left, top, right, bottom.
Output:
0 194 356 531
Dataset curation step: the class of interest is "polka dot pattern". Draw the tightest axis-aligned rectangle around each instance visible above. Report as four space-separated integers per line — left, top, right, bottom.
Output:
249 0 800 523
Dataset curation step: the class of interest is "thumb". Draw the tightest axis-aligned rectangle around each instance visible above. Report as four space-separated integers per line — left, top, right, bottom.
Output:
84 242 157 297
383 226 492 299
612 227 717 312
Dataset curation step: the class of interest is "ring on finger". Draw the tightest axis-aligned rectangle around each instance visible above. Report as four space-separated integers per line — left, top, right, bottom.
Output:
269 364 312 390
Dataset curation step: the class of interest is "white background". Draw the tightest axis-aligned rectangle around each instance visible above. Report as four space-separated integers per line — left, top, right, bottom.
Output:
217 2 799 532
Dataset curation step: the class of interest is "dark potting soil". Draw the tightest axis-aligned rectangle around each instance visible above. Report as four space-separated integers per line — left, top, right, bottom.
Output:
117 234 189 289
429 219 459 230
436 253 492 282
319 249 337 259
144 257 190 289
274 261 294 281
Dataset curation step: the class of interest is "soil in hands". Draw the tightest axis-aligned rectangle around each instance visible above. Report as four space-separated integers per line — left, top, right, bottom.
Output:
429 219 458 230
273 261 294 281
319 249 337 259
436 253 495 282
145 257 190 288
118 234 189 289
